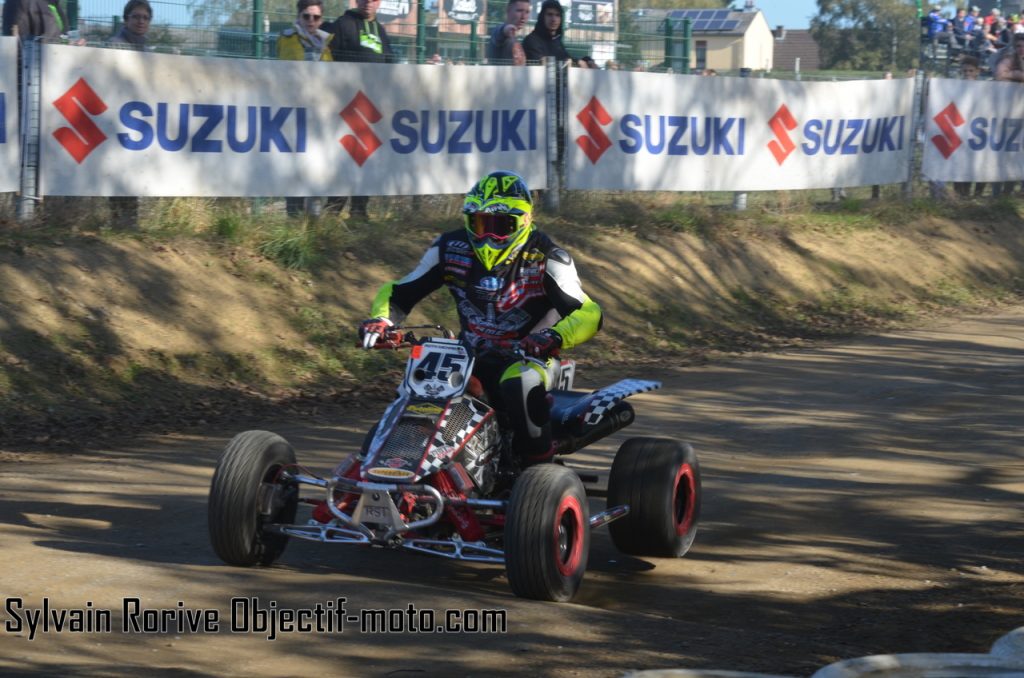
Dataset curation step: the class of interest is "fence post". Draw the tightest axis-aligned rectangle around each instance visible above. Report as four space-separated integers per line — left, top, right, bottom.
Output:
416 0 426 63
905 68 925 198
681 18 691 74
543 56 560 213
17 39 41 223
732 67 752 211
251 0 265 58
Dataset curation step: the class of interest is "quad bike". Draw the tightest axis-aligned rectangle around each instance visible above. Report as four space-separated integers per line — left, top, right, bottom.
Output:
207 325 702 602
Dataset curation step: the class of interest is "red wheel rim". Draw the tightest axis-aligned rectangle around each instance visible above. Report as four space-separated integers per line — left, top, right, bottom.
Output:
673 463 697 536
553 495 584 576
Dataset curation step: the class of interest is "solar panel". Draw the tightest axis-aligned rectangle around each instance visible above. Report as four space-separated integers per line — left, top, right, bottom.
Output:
670 8 738 30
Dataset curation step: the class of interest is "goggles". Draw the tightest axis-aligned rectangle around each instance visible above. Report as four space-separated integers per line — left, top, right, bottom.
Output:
469 212 524 240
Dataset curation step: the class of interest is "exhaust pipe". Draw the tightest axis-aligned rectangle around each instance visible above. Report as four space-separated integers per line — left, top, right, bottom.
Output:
556 401 635 455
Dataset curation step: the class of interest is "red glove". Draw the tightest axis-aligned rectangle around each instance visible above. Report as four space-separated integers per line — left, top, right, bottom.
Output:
519 329 562 359
359 317 393 349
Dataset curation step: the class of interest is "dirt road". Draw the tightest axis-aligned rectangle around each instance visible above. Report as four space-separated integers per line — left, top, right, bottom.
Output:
1 310 1022 677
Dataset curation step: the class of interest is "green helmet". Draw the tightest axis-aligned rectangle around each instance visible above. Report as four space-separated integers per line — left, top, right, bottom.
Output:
462 170 533 270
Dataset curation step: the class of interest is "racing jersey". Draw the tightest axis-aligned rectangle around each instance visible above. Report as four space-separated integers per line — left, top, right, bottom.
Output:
370 228 602 349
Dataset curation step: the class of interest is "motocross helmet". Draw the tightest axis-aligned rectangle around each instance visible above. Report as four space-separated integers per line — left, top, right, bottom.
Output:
462 170 533 271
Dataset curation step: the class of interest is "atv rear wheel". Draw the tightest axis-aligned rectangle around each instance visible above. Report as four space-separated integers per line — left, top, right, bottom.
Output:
607 437 701 557
208 430 298 566
505 464 590 602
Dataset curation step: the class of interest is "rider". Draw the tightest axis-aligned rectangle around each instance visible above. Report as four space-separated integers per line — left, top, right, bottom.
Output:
358 170 602 465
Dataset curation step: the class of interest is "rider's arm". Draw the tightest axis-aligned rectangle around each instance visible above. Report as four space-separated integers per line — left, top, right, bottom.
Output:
369 238 445 323
542 248 602 349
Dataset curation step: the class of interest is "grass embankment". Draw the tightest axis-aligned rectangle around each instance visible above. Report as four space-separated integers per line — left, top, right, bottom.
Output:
0 190 1021 446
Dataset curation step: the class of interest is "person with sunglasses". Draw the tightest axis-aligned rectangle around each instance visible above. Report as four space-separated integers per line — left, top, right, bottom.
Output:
277 0 333 62
107 0 151 50
277 0 333 217
358 170 603 465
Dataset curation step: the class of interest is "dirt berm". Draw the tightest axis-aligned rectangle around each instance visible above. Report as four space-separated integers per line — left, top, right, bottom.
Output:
0 198 1022 447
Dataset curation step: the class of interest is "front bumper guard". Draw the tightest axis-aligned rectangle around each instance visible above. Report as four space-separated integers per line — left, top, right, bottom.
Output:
270 472 629 561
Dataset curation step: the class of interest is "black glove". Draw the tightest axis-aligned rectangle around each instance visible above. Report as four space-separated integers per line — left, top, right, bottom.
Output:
359 317 393 349
520 329 562 359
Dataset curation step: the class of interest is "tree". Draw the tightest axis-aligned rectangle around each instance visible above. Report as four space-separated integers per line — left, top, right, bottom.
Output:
811 0 919 71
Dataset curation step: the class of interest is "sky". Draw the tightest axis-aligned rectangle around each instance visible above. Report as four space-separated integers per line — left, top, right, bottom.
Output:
759 0 818 30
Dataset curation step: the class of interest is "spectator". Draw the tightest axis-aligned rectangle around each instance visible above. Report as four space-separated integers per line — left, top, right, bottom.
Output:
323 0 395 220
578 55 597 69
984 7 1001 29
965 5 980 35
486 0 530 65
993 25 1024 81
277 0 333 62
278 0 332 218
108 0 151 50
980 17 1003 63
105 0 153 229
953 56 985 198
926 4 950 42
605 59 620 70
522 0 572 65
953 8 970 46
2 0 69 41
324 0 394 63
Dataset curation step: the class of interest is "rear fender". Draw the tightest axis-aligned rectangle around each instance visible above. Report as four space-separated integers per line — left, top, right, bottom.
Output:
559 379 661 427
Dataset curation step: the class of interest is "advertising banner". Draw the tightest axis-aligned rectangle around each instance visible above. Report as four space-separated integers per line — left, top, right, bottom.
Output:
567 70 915 191
922 77 1024 182
40 45 547 197
1 37 20 193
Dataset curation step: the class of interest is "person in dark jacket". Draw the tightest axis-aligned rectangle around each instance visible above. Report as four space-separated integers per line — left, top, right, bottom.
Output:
522 0 573 65
322 0 395 219
324 0 395 63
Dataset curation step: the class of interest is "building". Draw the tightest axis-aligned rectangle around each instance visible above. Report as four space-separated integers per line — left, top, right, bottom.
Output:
629 5 774 73
772 27 821 72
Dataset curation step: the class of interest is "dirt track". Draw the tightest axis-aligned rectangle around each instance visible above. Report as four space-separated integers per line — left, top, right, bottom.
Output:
1 309 1022 677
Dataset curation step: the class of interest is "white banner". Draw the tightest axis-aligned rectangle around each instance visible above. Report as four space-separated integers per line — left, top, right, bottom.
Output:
567 71 915 192
1 37 19 193
922 78 1024 182
40 45 547 197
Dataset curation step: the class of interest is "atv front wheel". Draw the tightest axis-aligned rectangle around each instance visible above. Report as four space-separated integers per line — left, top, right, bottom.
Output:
208 430 298 566
505 464 590 602
607 437 701 557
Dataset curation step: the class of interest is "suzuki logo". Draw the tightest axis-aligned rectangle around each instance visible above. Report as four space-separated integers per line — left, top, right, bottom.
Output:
575 96 612 164
339 91 382 167
766 104 798 165
52 78 108 164
931 102 964 159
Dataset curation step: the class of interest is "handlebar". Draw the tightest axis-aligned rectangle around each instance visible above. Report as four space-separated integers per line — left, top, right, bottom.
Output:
363 324 455 350
362 325 549 366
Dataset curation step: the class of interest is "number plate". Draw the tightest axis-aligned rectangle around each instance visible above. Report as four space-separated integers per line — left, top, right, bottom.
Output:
402 339 473 399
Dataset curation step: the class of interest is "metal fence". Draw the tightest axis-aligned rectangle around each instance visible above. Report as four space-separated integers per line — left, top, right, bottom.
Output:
64 0 688 69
